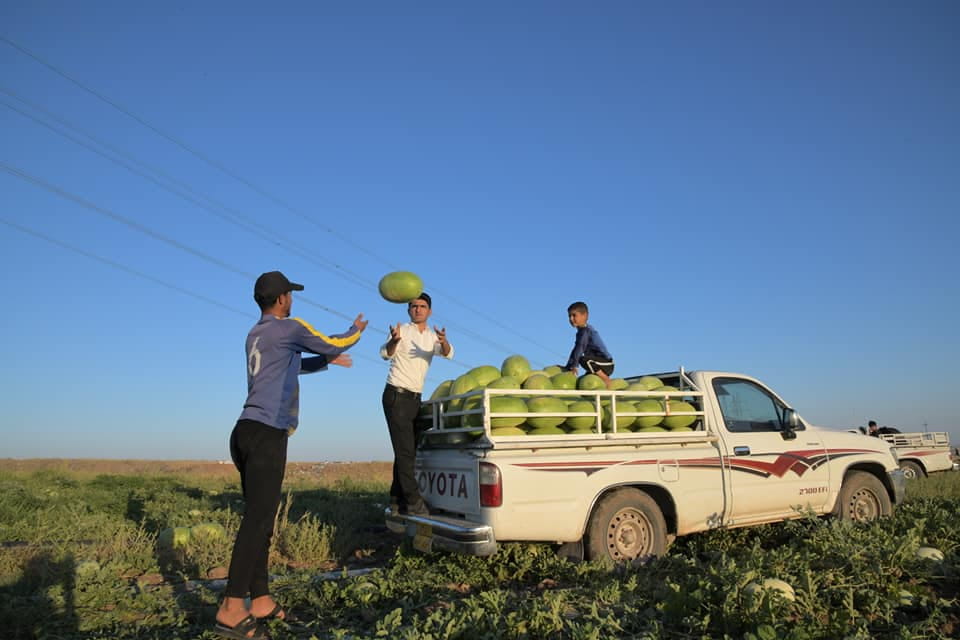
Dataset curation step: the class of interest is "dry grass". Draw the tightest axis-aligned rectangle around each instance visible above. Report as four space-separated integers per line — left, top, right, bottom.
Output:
0 458 392 486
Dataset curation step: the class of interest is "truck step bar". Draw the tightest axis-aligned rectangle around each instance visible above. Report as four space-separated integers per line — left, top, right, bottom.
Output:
384 509 497 556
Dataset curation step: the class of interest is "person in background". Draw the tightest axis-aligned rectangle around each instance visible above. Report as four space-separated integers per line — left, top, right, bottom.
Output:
216 271 367 640
381 292 453 516
564 301 615 388
867 420 879 437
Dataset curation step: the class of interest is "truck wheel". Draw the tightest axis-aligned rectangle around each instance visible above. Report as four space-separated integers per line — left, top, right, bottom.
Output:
899 460 924 480
833 471 892 521
586 488 667 565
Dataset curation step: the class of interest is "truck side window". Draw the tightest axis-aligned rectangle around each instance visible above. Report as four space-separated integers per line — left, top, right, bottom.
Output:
713 378 796 433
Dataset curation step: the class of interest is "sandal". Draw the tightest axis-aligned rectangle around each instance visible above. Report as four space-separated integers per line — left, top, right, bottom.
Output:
214 614 269 640
255 603 300 624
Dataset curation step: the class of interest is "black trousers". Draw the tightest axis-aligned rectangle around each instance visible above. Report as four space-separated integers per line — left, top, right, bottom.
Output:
382 384 423 507
225 419 288 599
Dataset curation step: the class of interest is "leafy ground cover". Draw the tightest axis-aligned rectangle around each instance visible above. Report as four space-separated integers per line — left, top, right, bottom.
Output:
0 462 957 639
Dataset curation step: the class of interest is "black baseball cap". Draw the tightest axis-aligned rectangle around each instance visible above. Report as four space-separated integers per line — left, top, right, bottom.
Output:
254 271 304 303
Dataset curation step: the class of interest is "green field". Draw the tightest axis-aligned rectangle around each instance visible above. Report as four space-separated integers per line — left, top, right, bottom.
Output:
1 466 958 639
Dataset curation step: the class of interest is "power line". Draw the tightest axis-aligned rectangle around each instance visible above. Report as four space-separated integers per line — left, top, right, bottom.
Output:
1 92 537 365
0 163 473 371
1 35 391 266
1 90 375 291
1 217 250 317
1 35 558 360
0 217 394 367
0 218 473 398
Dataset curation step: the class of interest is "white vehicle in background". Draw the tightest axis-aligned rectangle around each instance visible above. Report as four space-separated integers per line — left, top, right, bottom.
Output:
878 432 957 479
386 369 906 564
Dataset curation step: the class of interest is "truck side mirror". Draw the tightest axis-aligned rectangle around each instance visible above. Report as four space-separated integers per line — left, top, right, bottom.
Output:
784 409 800 429
781 408 799 441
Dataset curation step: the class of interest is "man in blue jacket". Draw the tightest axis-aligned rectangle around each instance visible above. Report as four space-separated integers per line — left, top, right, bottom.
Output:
215 271 367 639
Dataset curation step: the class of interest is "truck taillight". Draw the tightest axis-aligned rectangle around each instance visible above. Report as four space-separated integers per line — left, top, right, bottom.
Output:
479 462 502 507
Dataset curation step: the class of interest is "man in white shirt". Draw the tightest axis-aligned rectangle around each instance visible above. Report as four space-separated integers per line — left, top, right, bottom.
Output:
380 292 453 515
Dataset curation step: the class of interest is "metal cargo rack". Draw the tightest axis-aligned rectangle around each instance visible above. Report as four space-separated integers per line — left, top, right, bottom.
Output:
419 367 716 449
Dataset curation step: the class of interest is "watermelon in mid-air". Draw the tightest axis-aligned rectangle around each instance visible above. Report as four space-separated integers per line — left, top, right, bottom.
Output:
378 271 424 303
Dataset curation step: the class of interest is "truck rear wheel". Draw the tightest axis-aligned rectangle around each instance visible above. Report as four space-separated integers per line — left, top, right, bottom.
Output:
833 471 892 521
586 488 667 565
899 460 924 480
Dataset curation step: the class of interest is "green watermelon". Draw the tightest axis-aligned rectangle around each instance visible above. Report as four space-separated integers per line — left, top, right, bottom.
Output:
487 375 521 389
565 400 598 430
501 355 532 380
550 371 577 390
451 373 480 396
378 271 423 303
489 396 527 428
522 374 553 390
491 426 528 437
635 375 663 390
430 379 454 400
663 400 697 429
526 397 567 429
577 374 606 390
527 425 567 436
468 365 501 387
633 398 664 428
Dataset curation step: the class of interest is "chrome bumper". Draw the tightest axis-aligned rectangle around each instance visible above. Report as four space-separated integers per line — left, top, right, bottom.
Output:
384 509 498 556
888 469 906 505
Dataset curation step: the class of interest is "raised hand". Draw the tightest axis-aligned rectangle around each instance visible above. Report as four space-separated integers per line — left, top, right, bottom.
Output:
352 313 369 332
389 323 402 342
331 354 353 368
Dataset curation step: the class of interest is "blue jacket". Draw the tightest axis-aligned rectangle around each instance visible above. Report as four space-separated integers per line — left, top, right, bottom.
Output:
239 314 363 431
565 324 613 370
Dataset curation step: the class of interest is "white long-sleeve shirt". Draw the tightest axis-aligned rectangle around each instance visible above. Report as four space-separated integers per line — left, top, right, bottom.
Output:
379 323 454 393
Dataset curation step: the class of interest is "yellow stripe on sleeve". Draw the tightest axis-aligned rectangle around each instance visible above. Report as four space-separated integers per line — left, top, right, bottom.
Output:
292 317 362 348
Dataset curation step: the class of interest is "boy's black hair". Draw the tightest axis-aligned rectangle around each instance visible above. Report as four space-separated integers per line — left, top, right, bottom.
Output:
567 301 588 314
410 292 432 308
868 420 877 427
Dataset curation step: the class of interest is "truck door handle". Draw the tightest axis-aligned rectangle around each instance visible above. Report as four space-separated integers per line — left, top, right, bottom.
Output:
734 446 750 456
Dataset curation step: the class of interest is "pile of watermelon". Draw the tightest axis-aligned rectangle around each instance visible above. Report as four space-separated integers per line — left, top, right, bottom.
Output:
422 355 699 437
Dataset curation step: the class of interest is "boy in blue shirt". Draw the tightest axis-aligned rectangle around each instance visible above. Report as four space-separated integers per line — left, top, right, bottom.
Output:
564 301 615 388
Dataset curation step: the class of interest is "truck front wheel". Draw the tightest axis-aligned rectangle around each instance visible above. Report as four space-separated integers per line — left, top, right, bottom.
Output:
586 488 667 565
833 471 892 521
899 460 924 480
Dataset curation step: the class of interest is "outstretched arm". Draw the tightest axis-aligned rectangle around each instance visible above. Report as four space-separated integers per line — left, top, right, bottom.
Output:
330 354 353 367
434 326 453 357
380 323 403 359
292 314 367 358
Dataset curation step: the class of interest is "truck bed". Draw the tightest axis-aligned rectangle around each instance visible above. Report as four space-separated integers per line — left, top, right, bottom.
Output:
419 373 711 451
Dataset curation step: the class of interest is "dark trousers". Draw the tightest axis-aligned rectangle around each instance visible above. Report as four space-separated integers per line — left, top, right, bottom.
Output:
382 384 423 508
225 419 288 599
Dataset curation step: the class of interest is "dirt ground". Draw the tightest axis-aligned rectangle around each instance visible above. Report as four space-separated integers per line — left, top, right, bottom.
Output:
0 458 393 485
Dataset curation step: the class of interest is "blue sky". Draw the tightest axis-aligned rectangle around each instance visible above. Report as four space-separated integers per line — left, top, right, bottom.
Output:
2 2 958 462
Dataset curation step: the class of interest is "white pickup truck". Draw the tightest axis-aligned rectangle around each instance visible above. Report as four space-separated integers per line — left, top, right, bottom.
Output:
878 431 957 479
385 369 906 564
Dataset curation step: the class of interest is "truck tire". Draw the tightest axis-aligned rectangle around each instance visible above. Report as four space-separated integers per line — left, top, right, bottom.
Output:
833 471 892 521
586 488 667 565
899 460 924 480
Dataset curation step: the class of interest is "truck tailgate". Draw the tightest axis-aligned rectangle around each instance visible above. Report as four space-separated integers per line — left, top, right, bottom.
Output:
415 448 480 517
